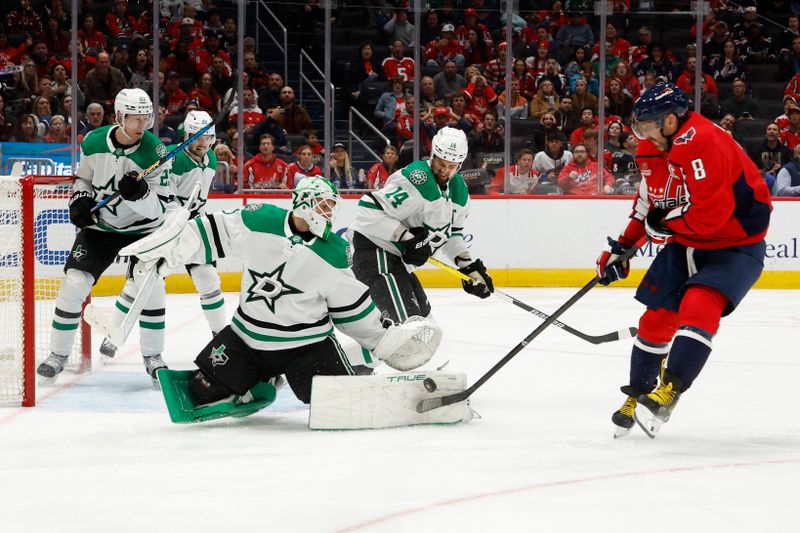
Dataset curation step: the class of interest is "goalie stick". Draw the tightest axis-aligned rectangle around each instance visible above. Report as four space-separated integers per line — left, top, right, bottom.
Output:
83 182 202 347
427 257 637 344
91 91 235 213
417 244 641 413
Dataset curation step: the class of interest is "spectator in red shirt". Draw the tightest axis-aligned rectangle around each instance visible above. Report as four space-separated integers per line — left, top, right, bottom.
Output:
228 87 263 132
189 73 220 114
7 0 43 36
489 148 539 194
39 16 69 56
592 22 631 61
106 0 139 39
285 144 322 189
463 75 498 119
456 8 493 48
424 23 465 68
484 42 508 85
558 143 615 195
243 133 288 189
676 56 718 96
780 104 800 150
509 58 537 101
30 41 59 79
381 40 415 82
366 145 399 189
170 17 204 52
193 32 232 75
162 71 189 115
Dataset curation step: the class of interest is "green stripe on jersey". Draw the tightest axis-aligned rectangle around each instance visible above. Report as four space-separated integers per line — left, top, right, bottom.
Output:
194 218 213 264
331 302 376 324
232 316 334 342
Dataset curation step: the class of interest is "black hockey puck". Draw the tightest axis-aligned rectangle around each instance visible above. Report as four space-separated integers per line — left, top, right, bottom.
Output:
423 377 437 392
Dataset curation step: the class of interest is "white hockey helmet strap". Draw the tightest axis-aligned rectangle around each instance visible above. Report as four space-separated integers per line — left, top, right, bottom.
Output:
431 126 469 165
114 88 154 131
184 110 216 141
292 176 341 240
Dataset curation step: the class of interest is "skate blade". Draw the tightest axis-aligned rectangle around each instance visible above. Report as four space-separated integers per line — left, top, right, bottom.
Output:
38 375 59 386
634 406 661 439
613 425 632 439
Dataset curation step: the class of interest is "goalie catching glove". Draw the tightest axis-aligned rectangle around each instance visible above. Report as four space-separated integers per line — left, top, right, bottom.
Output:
455 254 494 299
596 236 632 286
373 315 443 371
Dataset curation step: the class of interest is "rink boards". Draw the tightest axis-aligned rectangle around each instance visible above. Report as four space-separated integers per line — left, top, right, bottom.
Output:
5 195 798 294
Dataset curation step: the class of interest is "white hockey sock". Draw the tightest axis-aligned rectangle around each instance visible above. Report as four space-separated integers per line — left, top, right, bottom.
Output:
50 269 93 356
138 276 166 356
191 264 227 333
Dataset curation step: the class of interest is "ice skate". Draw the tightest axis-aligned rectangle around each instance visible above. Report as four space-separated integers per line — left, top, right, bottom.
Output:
143 354 168 388
634 373 683 439
612 395 637 438
99 338 118 362
37 353 69 384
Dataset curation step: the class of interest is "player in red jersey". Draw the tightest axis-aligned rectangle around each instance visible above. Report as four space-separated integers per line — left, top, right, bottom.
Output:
381 40 415 82
596 83 772 438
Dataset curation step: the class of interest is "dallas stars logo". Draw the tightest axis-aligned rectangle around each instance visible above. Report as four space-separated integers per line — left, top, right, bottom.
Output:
72 244 87 262
209 345 228 367
94 177 123 215
245 263 302 313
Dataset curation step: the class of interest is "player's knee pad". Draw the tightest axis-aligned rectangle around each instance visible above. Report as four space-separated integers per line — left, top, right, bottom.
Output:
59 269 94 306
189 263 221 297
678 285 726 336
637 307 679 346
188 369 234 405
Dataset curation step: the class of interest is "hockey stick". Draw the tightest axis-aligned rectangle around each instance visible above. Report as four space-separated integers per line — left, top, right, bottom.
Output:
83 182 203 347
91 92 235 213
427 257 637 344
416 245 641 413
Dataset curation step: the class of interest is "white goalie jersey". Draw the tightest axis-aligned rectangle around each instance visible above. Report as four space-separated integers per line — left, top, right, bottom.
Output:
183 203 386 352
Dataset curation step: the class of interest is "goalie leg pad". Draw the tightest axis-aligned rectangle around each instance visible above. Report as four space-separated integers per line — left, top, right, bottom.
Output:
159 369 277 424
309 371 471 430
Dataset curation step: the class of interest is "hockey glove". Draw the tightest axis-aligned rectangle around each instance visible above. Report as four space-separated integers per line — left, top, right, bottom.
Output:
456 257 494 299
596 236 631 286
401 227 434 266
68 191 98 228
118 170 149 201
645 208 674 245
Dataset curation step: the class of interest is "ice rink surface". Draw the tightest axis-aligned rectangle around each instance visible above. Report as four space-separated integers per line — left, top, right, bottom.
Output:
1 288 798 533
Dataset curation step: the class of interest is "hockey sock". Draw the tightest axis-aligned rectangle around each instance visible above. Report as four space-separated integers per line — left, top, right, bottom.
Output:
50 269 93 356
629 341 668 393
191 264 227 333
665 329 712 391
666 285 727 390
138 277 166 356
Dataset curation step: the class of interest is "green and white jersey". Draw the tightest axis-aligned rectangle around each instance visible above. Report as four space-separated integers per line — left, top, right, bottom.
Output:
166 145 218 216
74 125 172 234
351 159 471 264
187 203 385 352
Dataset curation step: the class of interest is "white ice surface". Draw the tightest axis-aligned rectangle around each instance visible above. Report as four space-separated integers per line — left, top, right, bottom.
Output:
1 288 798 533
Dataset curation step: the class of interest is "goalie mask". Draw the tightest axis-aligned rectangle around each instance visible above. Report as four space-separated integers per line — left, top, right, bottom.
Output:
114 88 154 133
292 176 340 240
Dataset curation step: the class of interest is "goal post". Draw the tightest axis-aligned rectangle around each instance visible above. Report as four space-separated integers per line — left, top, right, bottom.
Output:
1 175 91 407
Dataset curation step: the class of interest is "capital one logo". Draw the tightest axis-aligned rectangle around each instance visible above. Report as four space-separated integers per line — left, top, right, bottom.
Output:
0 208 75 267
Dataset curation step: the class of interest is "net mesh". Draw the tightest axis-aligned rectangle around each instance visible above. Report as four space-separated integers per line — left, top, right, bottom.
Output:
0 177 89 405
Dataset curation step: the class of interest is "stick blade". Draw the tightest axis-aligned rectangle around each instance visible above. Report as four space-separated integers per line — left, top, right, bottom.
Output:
416 396 444 413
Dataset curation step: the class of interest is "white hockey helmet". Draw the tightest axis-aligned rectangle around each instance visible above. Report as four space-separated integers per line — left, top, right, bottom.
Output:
431 126 468 165
292 176 340 240
114 88 154 130
184 110 215 141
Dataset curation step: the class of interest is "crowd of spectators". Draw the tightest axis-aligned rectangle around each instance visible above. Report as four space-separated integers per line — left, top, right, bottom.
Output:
2 0 800 196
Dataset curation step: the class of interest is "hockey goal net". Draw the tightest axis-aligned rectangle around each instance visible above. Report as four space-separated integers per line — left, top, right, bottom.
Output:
0 175 91 407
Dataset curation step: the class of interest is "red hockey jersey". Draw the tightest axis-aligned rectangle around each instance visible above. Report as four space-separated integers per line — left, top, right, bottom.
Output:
622 113 771 249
